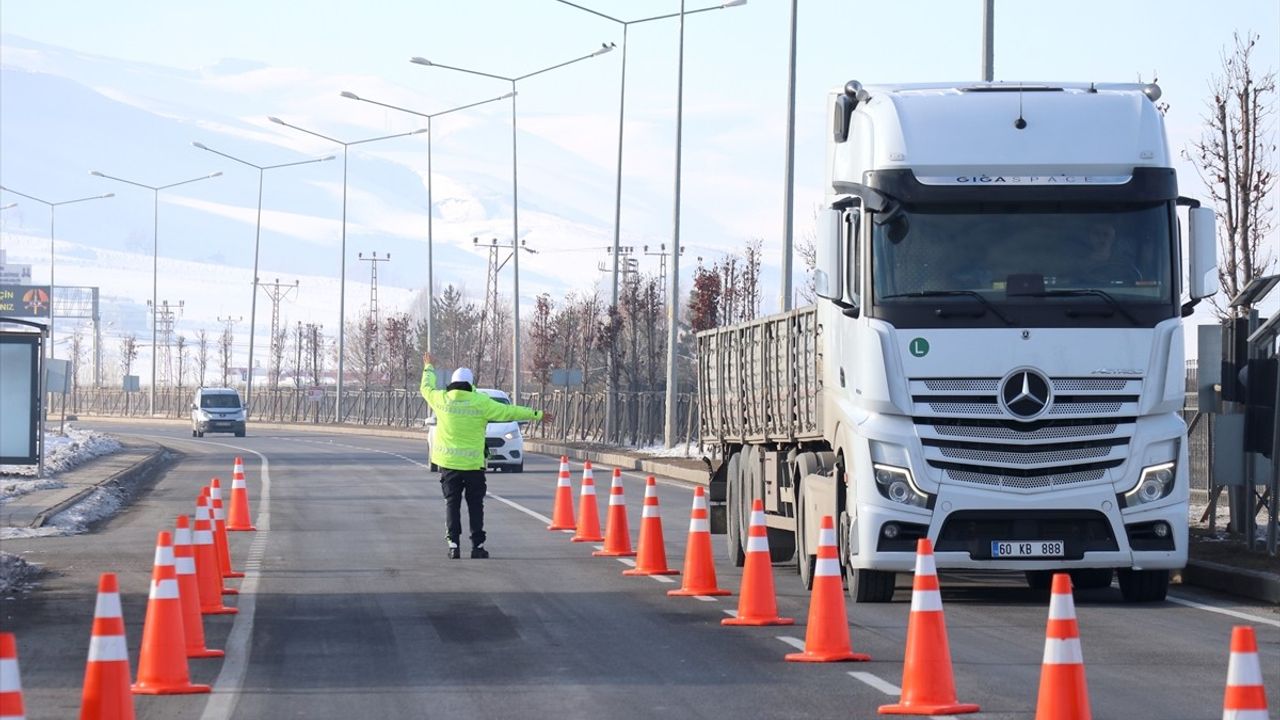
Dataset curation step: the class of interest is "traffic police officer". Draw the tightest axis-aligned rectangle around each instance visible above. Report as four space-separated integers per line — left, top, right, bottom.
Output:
420 353 547 558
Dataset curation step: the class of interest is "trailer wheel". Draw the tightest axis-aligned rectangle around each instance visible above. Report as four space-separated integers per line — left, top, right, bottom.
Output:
725 452 746 567
1117 569 1169 602
847 568 896 603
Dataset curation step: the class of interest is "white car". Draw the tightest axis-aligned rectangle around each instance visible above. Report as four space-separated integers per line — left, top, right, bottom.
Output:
426 388 526 473
190 387 246 437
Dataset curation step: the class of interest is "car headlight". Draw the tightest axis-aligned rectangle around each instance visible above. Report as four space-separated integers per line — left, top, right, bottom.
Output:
873 464 928 508
1123 462 1176 507
503 431 517 441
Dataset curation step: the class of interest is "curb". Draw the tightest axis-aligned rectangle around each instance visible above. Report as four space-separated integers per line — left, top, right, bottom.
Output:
524 440 710 485
30 447 169 528
1181 559 1280 605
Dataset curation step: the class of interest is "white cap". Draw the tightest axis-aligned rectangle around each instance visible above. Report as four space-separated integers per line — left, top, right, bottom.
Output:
451 368 474 385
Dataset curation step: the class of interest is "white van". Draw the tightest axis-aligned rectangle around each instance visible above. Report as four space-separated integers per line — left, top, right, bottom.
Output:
191 387 247 437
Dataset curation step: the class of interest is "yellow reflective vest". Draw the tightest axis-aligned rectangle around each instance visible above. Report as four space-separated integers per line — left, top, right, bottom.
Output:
420 365 542 471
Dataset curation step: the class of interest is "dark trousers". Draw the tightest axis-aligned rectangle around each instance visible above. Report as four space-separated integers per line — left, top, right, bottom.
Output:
440 468 487 547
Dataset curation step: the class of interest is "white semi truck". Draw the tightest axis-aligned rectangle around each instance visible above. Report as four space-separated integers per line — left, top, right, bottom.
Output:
699 80 1218 603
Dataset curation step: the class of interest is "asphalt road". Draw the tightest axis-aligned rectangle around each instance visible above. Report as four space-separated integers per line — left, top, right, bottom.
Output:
4 421 1278 719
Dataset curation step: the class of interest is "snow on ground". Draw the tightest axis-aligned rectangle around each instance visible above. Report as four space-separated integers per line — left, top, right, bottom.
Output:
0 552 42 596
0 425 122 485
633 442 702 459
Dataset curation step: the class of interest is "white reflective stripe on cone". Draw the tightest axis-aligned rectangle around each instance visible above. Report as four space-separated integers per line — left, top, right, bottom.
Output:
1042 637 1084 665
175 557 197 575
94 591 123 619
814 558 841 577
1226 652 1265 686
911 590 943 613
210 486 222 500
194 530 214 544
156 545 175 566
87 635 129 662
1223 710 1271 720
644 485 657 499
692 494 708 510
1048 593 1076 620
642 505 661 519
689 518 710 533
149 578 180 600
580 486 596 496
818 528 836 546
609 494 626 506
746 536 770 553
232 477 246 489
0 658 20 690
557 477 571 487
175 526 193 545
915 553 937 576
749 510 765 526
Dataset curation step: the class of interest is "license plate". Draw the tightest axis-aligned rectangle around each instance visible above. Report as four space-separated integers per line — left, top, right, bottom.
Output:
991 540 1065 558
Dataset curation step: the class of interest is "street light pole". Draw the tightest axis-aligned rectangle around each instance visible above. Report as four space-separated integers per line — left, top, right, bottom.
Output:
88 170 220 415
0 187 113 364
780 0 798 312
664 1 688 449
339 90 512 355
266 118 426 422
191 142 333 408
411 44 614 402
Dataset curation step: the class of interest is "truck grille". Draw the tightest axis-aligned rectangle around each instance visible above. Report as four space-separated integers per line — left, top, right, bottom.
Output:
911 376 1140 492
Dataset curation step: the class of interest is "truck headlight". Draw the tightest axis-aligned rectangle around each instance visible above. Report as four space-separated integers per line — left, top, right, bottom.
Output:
1123 462 1176 507
873 464 928 508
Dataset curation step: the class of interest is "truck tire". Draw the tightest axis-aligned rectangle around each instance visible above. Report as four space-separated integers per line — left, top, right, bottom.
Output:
847 568 896 604
1070 568 1114 590
795 482 815 590
1117 568 1169 602
725 453 746 567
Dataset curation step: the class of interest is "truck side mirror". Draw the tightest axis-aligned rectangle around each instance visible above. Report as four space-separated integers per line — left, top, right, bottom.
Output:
815 207 844 301
1188 206 1218 300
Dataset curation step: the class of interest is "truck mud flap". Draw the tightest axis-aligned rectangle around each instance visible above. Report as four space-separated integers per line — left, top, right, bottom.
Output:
706 456 728 534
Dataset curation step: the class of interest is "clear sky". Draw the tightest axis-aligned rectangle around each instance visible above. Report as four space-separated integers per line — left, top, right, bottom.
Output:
2 0 1278 337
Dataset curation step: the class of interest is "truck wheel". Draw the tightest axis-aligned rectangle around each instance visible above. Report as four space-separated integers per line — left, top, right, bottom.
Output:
725 453 746 567
795 485 815 590
1070 568 1114 590
1024 570 1053 591
848 568 896 603
1117 569 1169 602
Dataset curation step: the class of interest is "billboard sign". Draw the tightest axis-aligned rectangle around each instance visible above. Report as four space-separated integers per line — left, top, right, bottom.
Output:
0 285 51 319
0 264 32 284
0 334 40 464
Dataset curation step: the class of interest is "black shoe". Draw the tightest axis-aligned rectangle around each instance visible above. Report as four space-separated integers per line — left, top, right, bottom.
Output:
470 546 489 559
448 547 461 559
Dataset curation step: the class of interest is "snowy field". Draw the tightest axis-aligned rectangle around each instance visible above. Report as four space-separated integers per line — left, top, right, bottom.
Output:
0 425 122 486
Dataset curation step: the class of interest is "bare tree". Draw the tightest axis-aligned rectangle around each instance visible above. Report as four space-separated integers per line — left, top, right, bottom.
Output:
528 294 557 398
797 206 820 305
383 313 418 391
270 326 288 389
195 330 209 388
219 325 234 387
175 335 188 390
68 329 86 394
1187 31 1277 317
119 335 139 382
688 261 722 332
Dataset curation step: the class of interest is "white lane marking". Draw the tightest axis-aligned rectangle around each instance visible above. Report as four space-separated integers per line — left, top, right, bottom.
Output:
776 635 807 651
1165 594 1280 629
488 493 554 526
723 609 738 617
617 558 637 567
694 595 719 603
848 671 901 696
650 575 677 584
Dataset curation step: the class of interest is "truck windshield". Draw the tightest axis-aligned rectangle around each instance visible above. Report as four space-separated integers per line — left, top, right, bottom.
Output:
872 202 1173 305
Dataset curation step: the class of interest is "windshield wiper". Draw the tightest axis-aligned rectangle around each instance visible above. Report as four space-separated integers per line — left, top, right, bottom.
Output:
879 290 1015 326
1019 289 1141 326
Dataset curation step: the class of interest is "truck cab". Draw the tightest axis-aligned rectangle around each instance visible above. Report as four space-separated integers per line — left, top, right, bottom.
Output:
702 81 1217 603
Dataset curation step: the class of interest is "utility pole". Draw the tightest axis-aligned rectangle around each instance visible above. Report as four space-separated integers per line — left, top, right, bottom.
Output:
472 237 535 390
663 0 688 449
981 0 995 81
149 299 183 388
598 246 637 278
357 252 391 328
644 244 684 299
255 278 299 390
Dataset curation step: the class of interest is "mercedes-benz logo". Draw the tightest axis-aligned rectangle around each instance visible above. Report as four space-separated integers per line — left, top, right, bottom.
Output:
1000 369 1052 420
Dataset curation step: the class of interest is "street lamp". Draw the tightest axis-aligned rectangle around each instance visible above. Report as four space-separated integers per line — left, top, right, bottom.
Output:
192 141 333 409
265 117 426 423
89 170 220 415
410 43 615 402
0 186 114 364
339 89 513 355
552 0 746 438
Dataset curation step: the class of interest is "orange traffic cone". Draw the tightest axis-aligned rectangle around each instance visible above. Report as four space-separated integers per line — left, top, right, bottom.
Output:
193 495 237 616
79 572 136 720
623 476 679 576
174 516 222 659
201 488 237 596
593 468 636 557
1034 573 1089 719
571 461 604 543
0 632 26 720
879 539 979 715
225 456 256 532
1222 626 1269 720
785 515 868 662
668 487 731 597
208 479 244 580
547 456 576 531
132 531 210 694
723 499 791 626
